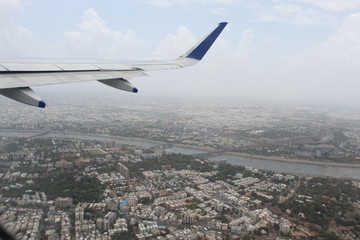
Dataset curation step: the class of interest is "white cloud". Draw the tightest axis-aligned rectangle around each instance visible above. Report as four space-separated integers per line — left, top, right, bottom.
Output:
63 8 143 59
206 7 229 16
0 0 22 26
283 12 360 72
300 0 360 12
249 1 330 25
247 0 360 25
0 6 144 60
152 25 197 59
257 11 360 105
144 0 235 7
145 0 173 7
0 0 38 58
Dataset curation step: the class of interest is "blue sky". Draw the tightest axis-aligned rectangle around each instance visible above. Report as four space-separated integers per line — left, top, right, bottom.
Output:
1 0 360 107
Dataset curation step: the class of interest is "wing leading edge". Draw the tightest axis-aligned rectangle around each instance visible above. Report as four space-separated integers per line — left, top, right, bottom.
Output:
0 22 227 108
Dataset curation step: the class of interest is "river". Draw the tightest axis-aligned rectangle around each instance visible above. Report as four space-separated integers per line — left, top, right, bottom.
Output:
0 130 358 179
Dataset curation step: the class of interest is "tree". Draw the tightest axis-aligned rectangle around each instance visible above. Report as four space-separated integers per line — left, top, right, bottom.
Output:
319 231 340 240
139 197 152 204
242 234 253 240
111 232 134 240
32 173 104 204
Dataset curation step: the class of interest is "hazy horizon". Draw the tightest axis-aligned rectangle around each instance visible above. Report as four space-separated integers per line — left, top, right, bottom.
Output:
1 0 360 107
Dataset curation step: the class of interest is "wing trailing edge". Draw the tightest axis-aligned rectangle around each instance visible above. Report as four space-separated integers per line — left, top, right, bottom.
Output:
0 22 228 107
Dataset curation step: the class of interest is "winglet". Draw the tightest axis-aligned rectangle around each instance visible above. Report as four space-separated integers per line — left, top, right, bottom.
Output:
180 22 228 61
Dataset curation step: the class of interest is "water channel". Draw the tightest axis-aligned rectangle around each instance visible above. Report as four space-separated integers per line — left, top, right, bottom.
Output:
0 130 358 179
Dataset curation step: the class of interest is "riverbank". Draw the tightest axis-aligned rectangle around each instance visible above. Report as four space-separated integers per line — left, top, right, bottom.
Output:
0 129 165 145
171 142 360 169
173 143 216 152
1 129 359 170
224 152 360 169
53 131 166 145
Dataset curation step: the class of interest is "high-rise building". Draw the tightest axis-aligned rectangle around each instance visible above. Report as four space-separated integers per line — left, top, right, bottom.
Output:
117 163 129 179
103 219 110 231
155 206 166 217
102 141 116 148
75 207 84 221
279 222 290 234
96 218 103 231
48 206 55 216
55 197 73 209
183 212 197 224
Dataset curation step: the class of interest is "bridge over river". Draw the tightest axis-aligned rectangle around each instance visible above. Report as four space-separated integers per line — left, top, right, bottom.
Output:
190 150 226 158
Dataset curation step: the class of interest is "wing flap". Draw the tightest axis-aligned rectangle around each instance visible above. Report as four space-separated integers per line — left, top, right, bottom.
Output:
54 63 99 71
0 65 8 71
0 63 62 71
0 87 45 108
93 63 133 70
99 78 138 93
0 70 147 89
129 62 183 71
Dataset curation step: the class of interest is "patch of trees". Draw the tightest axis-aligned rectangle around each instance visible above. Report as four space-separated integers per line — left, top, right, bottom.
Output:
125 153 214 177
1 187 24 198
318 231 340 240
4 142 20 152
216 215 229 223
281 177 359 228
139 197 152 205
298 178 359 205
111 231 135 240
32 173 104 204
208 163 245 181
260 129 297 138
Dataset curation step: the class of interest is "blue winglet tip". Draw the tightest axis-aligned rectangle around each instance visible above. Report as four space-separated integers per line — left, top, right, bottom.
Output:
38 100 46 108
186 22 228 61
133 88 138 93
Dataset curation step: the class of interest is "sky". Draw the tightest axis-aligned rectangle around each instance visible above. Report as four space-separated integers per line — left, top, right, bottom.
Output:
1 0 360 107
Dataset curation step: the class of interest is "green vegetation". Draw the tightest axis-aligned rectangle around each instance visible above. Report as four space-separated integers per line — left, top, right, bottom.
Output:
139 196 152 204
84 207 104 220
111 231 134 240
186 203 198 210
242 234 253 240
84 148 107 156
4 142 21 152
32 173 104 204
216 215 229 223
280 177 359 228
1 187 24 198
29 138 56 149
331 128 349 145
260 129 298 138
318 231 341 240
298 178 359 203
208 163 254 182
125 153 214 176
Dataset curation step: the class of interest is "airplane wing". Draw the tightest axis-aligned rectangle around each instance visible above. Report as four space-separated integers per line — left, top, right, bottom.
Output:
0 22 227 108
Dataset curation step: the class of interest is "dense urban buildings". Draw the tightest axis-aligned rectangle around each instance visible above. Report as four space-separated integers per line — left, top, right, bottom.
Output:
0 96 359 239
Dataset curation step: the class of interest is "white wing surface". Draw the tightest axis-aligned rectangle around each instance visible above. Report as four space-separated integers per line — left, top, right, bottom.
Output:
0 22 227 108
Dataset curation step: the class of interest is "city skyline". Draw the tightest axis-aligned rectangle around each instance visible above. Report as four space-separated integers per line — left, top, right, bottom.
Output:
1 88 360 239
